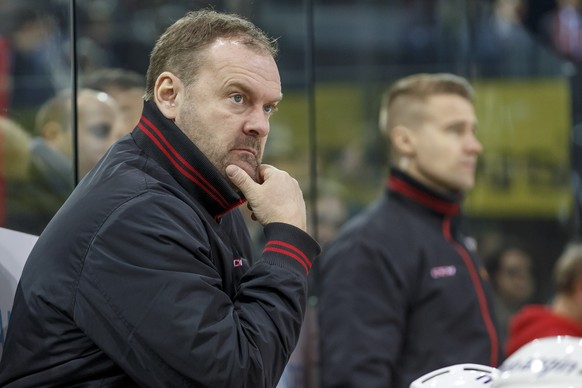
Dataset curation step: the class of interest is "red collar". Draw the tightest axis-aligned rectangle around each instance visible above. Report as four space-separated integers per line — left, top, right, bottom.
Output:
388 173 461 216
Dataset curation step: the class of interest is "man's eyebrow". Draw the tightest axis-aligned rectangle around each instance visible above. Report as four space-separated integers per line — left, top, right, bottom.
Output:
227 81 283 103
446 120 478 131
270 93 283 106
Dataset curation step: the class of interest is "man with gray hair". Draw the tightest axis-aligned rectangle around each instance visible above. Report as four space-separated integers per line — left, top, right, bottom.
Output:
0 9 319 387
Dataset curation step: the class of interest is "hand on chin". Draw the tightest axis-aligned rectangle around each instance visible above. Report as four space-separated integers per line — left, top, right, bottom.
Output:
229 159 260 184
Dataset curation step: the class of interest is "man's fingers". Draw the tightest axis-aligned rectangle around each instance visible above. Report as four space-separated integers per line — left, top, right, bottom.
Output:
226 165 254 194
257 164 275 180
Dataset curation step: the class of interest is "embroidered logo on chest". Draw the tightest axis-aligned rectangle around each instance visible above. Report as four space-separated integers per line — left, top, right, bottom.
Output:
233 258 243 268
430 265 457 279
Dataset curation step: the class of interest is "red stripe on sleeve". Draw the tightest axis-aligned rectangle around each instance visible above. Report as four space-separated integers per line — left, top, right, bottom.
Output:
264 246 310 274
266 240 312 267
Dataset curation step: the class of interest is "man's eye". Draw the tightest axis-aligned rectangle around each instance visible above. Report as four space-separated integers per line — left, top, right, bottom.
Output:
447 126 464 134
232 94 244 103
264 104 277 114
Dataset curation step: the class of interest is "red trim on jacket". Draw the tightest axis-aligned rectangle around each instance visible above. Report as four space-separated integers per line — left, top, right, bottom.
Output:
264 240 312 274
388 175 460 216
446 217 500 367
391 171 499 367
138 117 233 210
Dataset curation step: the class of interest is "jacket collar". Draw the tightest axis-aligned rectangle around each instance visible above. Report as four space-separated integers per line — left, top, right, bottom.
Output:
387 167 461 216
132 101 245 220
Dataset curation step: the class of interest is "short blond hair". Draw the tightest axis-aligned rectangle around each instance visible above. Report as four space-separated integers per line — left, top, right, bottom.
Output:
554 242 582 294
378 73 474 140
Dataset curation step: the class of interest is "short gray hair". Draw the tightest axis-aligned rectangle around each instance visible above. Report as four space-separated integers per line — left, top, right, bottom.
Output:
144 9 278 101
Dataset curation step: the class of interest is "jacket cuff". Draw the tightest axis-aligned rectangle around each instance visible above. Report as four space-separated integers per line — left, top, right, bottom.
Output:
261 223 321 275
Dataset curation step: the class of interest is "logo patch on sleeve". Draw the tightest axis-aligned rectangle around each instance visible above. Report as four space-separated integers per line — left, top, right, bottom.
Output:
233 258 243 268
430 265 457 279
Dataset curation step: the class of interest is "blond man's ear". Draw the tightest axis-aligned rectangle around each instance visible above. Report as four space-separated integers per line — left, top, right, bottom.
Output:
390 124 415 158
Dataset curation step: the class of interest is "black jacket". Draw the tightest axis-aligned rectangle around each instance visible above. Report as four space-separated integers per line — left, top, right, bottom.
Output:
0 101 320 387
318 168 501 388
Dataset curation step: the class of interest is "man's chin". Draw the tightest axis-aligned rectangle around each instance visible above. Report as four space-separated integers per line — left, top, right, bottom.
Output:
233 162 260 183
456 181 475 192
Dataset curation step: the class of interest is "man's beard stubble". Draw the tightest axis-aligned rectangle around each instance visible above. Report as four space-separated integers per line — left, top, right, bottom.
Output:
176 102 262 186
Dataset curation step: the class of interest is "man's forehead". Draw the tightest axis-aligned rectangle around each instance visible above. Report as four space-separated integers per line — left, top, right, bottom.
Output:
202 39 281 95
211 37 242 48
207 36 272 58
425 93 471 105
424 94 475 116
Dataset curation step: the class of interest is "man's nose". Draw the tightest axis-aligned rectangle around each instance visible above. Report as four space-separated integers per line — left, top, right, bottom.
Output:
244 106 270 137
466 133 483 154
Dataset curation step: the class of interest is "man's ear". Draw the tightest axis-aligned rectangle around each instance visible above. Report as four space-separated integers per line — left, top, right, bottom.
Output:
153 71 183 120
390 125 415 156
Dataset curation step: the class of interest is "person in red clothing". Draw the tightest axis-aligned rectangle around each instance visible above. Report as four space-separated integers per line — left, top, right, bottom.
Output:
505 242 582 356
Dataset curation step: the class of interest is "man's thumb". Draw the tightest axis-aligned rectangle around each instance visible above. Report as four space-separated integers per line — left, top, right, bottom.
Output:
226 165 252 192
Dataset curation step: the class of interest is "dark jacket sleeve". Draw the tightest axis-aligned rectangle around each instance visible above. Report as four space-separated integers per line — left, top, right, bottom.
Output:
73 192 320 388
318 237 407 388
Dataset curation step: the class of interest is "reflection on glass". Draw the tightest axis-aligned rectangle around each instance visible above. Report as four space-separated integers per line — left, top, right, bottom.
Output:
0 0 72 235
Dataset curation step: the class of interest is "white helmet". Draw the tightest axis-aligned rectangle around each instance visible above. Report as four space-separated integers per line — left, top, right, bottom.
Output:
493 336 582 388
410 363 498 387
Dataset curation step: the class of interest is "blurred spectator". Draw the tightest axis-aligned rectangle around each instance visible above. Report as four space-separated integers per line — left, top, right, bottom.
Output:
397 0 439 66
309 179 350 249
0 116 50 235
0 115 31 230
484 243 535 348
30 88 120 230
548 0 582 62
76 1 187 75
30 93 74 204
505 241 582 356
1 2 69 113
0 117 30 181
473 0 539 77
315 193 349 249
82 67 146 141
75 1 119 73
72 90 119 171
